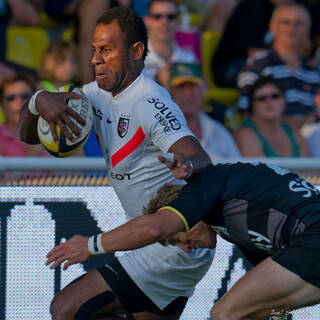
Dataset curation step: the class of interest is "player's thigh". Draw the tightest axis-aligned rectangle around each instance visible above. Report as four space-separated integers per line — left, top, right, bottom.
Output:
50 269 125 318
211 257 320 319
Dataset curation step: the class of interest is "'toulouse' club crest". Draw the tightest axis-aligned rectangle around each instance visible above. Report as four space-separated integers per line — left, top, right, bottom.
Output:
117 117 130 138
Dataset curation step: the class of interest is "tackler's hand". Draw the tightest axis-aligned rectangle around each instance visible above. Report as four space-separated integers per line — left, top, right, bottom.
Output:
158 152 193 180
45 235 91 271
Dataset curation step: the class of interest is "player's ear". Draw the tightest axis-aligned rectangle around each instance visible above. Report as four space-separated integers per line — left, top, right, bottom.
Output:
130 42 144 61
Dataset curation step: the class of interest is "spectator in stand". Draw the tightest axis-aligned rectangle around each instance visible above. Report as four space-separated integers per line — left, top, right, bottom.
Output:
0 73 49 156
306 89 320 157
170 63 241 160
208 0 307 88
144 0 197 88
38 40 78 92
0 0 40 85
234 76 309 157
237 3 320 130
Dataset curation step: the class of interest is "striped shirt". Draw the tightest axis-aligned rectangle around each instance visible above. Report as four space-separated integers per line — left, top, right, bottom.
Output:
237 49 320 116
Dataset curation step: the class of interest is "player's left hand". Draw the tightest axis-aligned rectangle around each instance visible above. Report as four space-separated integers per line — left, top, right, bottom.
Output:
45 235 91 270
158 152 193 180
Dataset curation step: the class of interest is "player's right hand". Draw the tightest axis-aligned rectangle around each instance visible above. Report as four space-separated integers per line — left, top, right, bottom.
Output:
35 91 86 143
45 234 91 270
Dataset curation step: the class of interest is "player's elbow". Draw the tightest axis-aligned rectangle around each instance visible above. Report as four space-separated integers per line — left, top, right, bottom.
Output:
146 224 170 242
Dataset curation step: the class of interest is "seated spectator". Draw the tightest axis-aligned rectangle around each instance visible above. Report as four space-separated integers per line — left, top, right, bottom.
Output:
144 0 197 88
305 89 320 157
0 73 49 156
38 40 78 91
237 3 319 130
170 62 241 159
234 76 309 157
208 0 297 88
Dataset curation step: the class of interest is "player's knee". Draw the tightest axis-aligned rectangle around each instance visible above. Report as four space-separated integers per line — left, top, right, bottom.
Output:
211 305 241 320
50 294 74 320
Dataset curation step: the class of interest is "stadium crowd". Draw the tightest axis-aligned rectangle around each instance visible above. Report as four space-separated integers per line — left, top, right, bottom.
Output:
1 0 320 158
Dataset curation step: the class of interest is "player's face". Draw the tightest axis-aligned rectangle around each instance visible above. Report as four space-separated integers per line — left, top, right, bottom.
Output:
145 2 179 44
161 221 217 253
252 83 285 121
270 7 310 48
91 22 134 95
2 81 33 125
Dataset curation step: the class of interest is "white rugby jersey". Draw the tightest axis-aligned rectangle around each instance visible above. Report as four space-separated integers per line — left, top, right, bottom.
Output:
83 69 191 219
83 70 214 309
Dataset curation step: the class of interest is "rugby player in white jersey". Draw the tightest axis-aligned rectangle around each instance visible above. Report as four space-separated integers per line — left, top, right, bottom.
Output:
19 6 213 320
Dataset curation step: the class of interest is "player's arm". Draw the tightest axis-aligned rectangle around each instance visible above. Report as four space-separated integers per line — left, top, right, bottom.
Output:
19 90 85 144
158 136 212 180
45 209 185 270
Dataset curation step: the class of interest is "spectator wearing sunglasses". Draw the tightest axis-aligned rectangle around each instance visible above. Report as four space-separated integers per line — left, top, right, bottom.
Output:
144 0 197 88
237 3 320 131
0 74 49 157
234 76 309 157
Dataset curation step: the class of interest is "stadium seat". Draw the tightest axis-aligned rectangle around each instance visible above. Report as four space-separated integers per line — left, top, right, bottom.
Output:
201 30 239 106
6 27 50 70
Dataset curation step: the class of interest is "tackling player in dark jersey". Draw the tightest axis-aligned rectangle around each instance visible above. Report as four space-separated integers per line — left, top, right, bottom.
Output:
46 161 320 319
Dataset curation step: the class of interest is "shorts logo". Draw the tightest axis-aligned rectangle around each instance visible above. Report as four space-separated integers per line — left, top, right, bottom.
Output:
118 117 130 138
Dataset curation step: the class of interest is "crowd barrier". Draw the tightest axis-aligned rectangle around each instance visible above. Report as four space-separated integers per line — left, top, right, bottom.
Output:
1 157 320 319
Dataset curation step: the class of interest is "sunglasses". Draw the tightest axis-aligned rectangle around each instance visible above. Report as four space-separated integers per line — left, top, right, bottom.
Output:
4 92 31 102
253 93 282 102
149 13 178 20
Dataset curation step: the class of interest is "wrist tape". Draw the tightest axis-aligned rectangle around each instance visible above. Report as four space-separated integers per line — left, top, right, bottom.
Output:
88 234 106 255
28 90 45 115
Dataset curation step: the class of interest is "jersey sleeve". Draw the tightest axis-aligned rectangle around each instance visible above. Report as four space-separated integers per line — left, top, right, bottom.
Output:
163 165 227 229
137 96 194 153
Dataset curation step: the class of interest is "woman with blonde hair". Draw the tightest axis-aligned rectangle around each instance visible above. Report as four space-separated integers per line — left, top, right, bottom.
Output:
38 40 79 92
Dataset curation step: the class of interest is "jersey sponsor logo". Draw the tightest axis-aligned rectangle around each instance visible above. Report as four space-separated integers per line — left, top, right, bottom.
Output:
289 177 320 198
110 171 131 180
154 113 172 134
248 230 274 254
118 117 130 138
147 98 181 132
92 106 103 120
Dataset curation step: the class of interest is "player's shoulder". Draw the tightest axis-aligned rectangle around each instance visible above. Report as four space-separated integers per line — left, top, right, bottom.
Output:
82 81 100 93
135 79 177 111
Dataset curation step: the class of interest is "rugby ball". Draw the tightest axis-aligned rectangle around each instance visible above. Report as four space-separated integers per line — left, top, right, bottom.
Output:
37 85 93 157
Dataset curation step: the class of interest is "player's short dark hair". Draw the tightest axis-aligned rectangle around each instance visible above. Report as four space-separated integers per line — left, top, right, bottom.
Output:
143 183 184 215
248 75 285 113
97 7 149 60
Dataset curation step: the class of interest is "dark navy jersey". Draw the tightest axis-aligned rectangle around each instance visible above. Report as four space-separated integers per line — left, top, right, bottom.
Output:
168 163 320 255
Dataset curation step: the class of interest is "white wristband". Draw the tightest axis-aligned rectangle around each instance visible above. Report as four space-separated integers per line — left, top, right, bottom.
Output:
28 90 45 115
88 234 106 255
163 152 175 168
